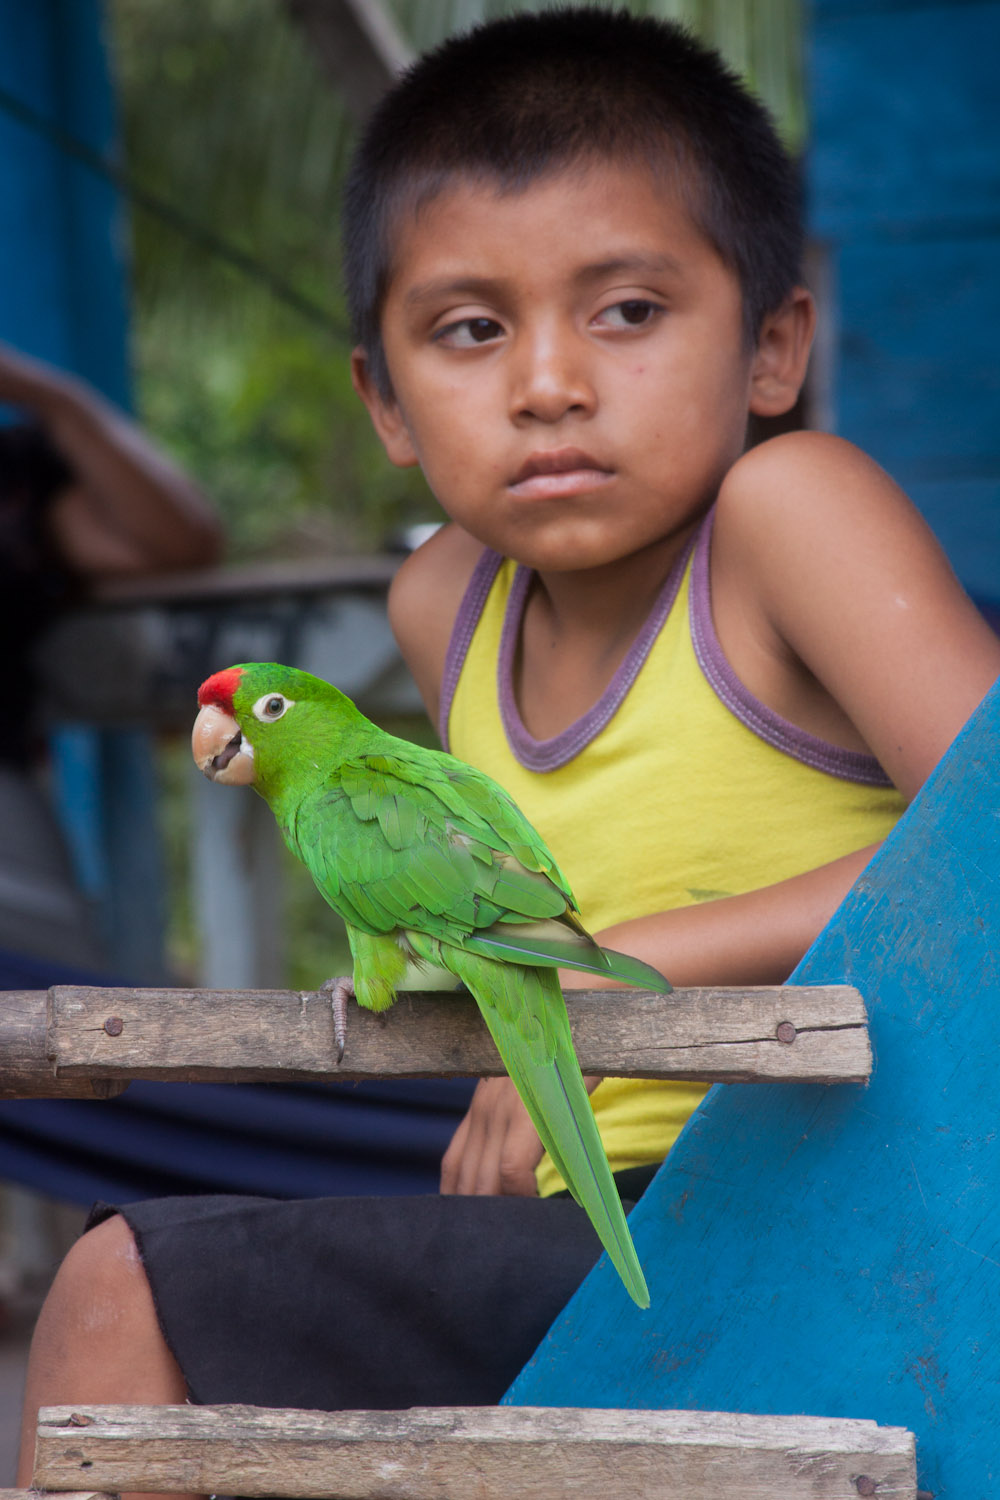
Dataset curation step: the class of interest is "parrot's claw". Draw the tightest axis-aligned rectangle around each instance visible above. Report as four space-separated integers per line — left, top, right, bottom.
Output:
319 976 354 1064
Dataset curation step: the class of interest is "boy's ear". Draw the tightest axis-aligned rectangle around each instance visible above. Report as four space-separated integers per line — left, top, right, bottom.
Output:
748 288 816 418
351 348 419 468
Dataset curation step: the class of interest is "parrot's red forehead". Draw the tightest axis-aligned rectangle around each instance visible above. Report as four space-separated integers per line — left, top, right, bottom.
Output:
197 667 244 714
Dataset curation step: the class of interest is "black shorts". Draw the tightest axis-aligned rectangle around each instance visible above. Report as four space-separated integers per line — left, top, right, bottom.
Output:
88 1167 655 1410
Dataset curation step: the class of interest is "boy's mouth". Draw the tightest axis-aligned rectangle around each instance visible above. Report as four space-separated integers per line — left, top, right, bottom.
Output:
510 448 614 500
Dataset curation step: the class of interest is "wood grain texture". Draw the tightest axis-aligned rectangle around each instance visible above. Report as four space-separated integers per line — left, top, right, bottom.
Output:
509 676 1000 1499
34 1403 916 1500
37 983 870 1087
0 992 125 1099
0 1492 115 1500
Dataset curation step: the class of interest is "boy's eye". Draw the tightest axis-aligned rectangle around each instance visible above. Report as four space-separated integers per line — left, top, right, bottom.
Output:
595 299 661 330
435 317 504 348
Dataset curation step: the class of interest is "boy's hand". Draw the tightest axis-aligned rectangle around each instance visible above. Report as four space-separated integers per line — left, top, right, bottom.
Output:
440 1078 543 1196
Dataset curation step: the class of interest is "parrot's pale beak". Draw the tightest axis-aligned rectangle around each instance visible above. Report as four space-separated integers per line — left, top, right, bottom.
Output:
192 704 256 785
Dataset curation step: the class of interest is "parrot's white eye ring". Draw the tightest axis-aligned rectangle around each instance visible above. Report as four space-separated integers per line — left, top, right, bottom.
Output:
252 693 295 723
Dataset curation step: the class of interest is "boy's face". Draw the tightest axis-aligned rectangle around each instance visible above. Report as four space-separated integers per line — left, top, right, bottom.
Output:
355 161 780 573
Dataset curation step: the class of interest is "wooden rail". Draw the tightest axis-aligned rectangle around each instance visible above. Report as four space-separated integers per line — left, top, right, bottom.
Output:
0 983 871 1097
33 1403 917 1499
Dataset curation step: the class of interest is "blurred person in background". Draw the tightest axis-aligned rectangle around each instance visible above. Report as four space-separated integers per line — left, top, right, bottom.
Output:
0 341 222 969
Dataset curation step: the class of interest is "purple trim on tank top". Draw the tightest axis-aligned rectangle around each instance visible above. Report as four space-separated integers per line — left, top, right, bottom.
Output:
440 513 894 787
440 538 694 770
689 510 893 787
496 539 695 772
439 548 505 749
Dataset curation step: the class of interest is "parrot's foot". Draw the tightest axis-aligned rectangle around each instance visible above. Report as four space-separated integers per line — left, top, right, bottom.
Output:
318 976 354 1064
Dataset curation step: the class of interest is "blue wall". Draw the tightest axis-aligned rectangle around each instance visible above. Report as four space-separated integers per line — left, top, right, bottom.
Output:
0 0 130 402
808 0 1000 606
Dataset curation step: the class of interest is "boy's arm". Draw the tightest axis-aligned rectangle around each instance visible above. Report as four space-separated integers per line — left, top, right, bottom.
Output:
0 343 222 576
592 841 878 986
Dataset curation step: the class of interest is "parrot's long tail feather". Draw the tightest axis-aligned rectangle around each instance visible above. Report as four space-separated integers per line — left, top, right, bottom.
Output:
463 921 672 995
447 952 650 1309
598 945 674 994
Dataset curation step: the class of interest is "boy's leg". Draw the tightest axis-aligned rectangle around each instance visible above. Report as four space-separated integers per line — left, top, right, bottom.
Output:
15 1185 619 1498
115 1190 606 1410
16 1213 193 1500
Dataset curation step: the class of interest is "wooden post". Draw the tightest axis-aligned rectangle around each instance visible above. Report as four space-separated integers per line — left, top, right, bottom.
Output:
191 779 283 990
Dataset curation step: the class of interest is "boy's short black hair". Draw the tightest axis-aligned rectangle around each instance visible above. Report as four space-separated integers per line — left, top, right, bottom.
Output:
343 6 804 395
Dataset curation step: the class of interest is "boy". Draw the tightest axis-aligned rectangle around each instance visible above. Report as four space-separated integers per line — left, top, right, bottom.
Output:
17 10 999 1485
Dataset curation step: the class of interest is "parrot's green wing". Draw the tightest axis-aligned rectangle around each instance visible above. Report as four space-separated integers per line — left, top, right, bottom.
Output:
285 747 670 994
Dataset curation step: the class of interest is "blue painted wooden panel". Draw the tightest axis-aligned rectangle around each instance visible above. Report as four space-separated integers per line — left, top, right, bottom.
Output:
809 0 1000 240
0 0 130 402
808 0 1000 610
833 237 1000 474
906 478 1000 604
0 12 70 367
507 675 1000 1499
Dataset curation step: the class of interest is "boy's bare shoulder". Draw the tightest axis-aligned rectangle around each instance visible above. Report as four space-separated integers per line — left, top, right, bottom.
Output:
714 429 958 609
387 522 487 723
717 430 906 549
712 431 1000 795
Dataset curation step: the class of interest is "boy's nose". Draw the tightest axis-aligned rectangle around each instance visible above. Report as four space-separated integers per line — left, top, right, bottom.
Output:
509 330 596 424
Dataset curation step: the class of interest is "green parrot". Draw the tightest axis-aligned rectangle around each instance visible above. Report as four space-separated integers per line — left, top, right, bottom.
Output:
192 661 671 1308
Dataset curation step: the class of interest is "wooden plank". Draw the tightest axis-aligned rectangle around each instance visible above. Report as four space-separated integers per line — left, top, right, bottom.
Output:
0 1492 116 1500
40 983 870 1087
509 676 1000 1498
0 991 125 1100
0 1492 115 1499
34 1403 916 1500
88 552 399 606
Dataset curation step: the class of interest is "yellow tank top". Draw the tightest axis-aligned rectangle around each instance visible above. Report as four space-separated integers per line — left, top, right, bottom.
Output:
442 511 906 1195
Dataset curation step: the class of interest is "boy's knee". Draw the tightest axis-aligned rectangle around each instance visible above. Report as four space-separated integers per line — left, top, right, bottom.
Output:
45 1213 152 1333
23 1210 187 1428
